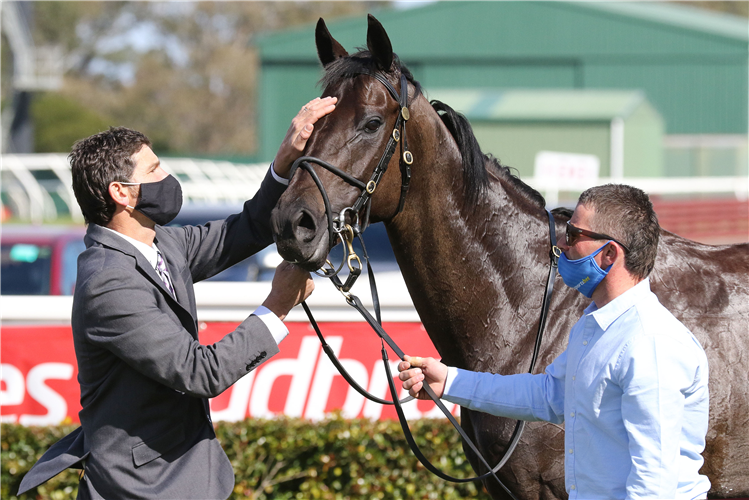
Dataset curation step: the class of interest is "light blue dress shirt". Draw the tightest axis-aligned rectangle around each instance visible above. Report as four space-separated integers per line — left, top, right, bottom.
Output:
443 278 710 500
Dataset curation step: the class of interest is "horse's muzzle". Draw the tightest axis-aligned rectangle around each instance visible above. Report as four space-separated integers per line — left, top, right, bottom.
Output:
271 202 329 271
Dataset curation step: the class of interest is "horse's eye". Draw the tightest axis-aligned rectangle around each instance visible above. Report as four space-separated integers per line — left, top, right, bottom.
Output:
364 119 381 132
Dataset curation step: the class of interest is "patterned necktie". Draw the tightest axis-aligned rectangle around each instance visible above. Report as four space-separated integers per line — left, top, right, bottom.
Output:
155 251 175 297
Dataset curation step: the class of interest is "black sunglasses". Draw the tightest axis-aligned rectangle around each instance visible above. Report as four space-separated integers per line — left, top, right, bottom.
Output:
566 221 630 253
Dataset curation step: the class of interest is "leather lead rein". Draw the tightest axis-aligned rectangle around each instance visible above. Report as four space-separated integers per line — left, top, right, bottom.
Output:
301 211 559 499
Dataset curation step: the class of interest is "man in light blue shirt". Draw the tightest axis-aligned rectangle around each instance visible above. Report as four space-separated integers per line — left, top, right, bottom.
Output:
399 184 710 500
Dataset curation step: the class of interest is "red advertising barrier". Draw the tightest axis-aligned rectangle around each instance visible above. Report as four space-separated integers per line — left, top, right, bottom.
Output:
1 322 456 425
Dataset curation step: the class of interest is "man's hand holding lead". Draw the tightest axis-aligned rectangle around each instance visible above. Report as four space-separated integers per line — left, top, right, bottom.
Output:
398 355 449 400
262 261 314 321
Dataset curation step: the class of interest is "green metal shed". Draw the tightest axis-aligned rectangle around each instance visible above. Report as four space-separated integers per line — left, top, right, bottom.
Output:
427 88 664 178
256 1 748 162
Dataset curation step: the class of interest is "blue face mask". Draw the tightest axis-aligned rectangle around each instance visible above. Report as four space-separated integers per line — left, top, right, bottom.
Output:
558 242 612 298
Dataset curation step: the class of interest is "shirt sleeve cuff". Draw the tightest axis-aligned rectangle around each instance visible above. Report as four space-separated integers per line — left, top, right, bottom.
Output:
443 366 460 396
270 162 290 186
252 305 289 344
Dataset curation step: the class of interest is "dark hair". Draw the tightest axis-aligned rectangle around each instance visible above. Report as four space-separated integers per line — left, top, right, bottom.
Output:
69 127 151 226
578 184 660 279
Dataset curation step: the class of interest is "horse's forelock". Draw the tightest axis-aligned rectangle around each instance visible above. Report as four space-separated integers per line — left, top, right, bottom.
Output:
319 49 422 96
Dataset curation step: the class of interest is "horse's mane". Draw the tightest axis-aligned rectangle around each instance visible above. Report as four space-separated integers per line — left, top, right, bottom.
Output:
321 52 545 210
430 100 546 210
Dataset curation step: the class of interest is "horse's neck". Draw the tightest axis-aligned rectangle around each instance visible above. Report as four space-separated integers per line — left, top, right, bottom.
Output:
385 105 554 371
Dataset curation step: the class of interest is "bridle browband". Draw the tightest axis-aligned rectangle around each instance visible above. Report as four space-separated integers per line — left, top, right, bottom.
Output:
288 70 561 499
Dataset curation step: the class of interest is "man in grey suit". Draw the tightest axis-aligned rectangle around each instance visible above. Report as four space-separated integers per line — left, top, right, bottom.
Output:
18 97 337 499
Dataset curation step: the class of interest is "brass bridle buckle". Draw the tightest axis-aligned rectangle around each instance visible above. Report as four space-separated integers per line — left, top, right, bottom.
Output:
340 224 362 292
343 225 361 271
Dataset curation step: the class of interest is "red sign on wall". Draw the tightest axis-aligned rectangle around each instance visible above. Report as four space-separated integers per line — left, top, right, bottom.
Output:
1 322 456 425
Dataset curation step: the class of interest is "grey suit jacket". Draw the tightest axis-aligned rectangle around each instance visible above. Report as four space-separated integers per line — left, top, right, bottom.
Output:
19 169 286 499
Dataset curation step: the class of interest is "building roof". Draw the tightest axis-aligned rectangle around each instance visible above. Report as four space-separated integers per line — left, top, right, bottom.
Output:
426 89 653 122
580 1 748 41
255 0 746 159
258 1 748 61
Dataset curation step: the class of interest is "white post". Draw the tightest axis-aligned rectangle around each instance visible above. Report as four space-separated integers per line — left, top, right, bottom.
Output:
610 117 625 181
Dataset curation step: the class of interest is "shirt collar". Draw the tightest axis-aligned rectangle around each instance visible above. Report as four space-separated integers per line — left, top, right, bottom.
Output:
585 278 652 331
101 226 161 269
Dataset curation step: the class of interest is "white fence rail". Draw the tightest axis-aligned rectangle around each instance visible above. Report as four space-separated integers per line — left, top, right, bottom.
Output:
0 276 418 324
1 154 270 223
532 175 749 206
2 154 748 224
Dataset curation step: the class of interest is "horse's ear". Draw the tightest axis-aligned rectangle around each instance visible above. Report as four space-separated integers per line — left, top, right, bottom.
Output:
316 18 348 67
366 14 393 72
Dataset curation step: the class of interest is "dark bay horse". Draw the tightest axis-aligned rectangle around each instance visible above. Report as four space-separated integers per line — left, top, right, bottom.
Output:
270 15 749 500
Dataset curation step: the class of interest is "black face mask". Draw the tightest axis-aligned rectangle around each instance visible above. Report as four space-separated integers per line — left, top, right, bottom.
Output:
123 174 183 225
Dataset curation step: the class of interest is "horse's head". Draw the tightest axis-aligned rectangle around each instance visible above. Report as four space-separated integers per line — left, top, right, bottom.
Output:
271 15 422 271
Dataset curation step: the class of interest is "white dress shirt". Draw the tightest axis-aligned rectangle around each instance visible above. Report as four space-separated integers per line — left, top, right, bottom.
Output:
443 278 710 500
270 161 290 186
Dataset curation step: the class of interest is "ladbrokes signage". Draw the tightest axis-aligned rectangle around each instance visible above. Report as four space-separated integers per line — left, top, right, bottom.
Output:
1 322 457 425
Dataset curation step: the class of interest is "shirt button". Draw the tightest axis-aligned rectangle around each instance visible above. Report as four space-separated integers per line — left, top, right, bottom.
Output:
569 448 574 454
582 340 588 346
572 376 576 381
570 412 575 418
571 485 576 490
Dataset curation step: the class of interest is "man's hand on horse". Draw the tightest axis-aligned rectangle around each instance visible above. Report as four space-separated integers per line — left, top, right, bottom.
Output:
273 96 338 177
398 355 449 399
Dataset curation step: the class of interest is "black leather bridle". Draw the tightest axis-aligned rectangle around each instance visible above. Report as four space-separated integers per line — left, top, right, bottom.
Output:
288 71 561 499
288 72 412 250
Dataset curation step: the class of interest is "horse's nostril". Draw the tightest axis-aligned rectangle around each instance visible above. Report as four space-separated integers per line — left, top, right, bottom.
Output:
299 211 316 231
295 210 318 243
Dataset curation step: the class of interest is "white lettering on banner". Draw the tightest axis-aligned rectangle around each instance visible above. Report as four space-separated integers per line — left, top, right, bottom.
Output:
18 363 74 426
250 336 320 418
1 364 26 423
1 364 25 405
207 336 459 422
305 336 368 421
210 370 255 422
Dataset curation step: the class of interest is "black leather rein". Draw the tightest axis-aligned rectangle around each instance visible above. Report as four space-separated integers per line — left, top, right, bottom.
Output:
301 213 559 500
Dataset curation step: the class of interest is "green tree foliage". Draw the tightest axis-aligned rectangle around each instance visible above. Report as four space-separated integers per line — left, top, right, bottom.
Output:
31 93 111 153
2 416 493 500
672 1 748 18
11 2 385 156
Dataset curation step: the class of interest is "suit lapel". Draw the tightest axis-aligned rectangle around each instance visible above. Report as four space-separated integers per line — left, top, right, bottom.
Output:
153 229 195 316
85 225 195 320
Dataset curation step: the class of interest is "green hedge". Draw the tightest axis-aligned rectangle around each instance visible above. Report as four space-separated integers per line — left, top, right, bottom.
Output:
2 415 491 499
